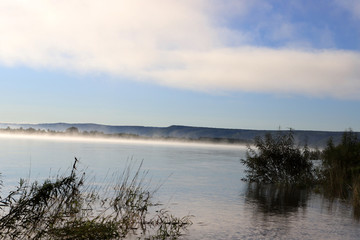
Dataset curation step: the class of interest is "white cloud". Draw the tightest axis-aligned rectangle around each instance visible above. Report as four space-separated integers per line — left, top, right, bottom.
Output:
0 0 359 99
146 48 360 99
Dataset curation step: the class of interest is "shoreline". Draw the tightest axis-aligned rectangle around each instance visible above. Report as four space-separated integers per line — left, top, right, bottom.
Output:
0 132 249 149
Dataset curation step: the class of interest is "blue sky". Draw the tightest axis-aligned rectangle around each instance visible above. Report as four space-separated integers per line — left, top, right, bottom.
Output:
0 0 359 131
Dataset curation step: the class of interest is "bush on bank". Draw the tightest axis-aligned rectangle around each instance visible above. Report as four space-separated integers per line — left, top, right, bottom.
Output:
241 130 314 186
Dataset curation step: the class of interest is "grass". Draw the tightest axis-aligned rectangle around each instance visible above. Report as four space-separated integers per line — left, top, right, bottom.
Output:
0 158 192 239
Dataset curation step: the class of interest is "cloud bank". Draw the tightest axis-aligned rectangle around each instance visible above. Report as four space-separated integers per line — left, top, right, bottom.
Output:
0 0 359 99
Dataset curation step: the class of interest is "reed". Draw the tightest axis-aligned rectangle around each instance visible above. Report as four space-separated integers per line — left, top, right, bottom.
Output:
320 130 360 201
0 158 192 239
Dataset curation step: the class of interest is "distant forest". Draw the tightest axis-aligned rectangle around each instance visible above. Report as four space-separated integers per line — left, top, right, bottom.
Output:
0 122 358 147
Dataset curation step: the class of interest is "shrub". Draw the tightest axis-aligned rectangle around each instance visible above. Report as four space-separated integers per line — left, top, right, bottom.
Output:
241 130 314 186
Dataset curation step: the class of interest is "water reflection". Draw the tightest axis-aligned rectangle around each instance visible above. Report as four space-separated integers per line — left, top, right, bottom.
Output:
241 183 360 239
244 182 360 223
244 183 309 216
240 183 310 239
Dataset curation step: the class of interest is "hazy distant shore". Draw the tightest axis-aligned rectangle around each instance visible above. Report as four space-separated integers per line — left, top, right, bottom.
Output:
0 127 250 146
0 122 357 147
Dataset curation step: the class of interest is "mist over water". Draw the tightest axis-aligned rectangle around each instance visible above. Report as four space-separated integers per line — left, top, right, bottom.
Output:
0 134 359 239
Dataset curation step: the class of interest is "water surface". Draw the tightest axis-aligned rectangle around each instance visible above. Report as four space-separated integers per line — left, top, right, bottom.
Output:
0 134 359 239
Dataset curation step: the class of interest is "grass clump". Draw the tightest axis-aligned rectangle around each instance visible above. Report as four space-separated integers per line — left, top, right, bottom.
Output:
0 159 192 239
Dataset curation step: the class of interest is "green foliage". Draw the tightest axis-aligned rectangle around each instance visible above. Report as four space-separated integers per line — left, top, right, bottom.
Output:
0 159 192 239
241 131 314 185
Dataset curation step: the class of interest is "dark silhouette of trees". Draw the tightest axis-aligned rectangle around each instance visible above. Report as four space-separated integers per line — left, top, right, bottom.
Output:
65 127 79 134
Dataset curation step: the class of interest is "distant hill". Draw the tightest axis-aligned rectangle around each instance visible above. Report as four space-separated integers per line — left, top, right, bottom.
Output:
0 122 356 147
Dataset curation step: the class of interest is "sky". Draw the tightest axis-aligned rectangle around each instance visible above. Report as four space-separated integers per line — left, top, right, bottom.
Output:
0 0 360 131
